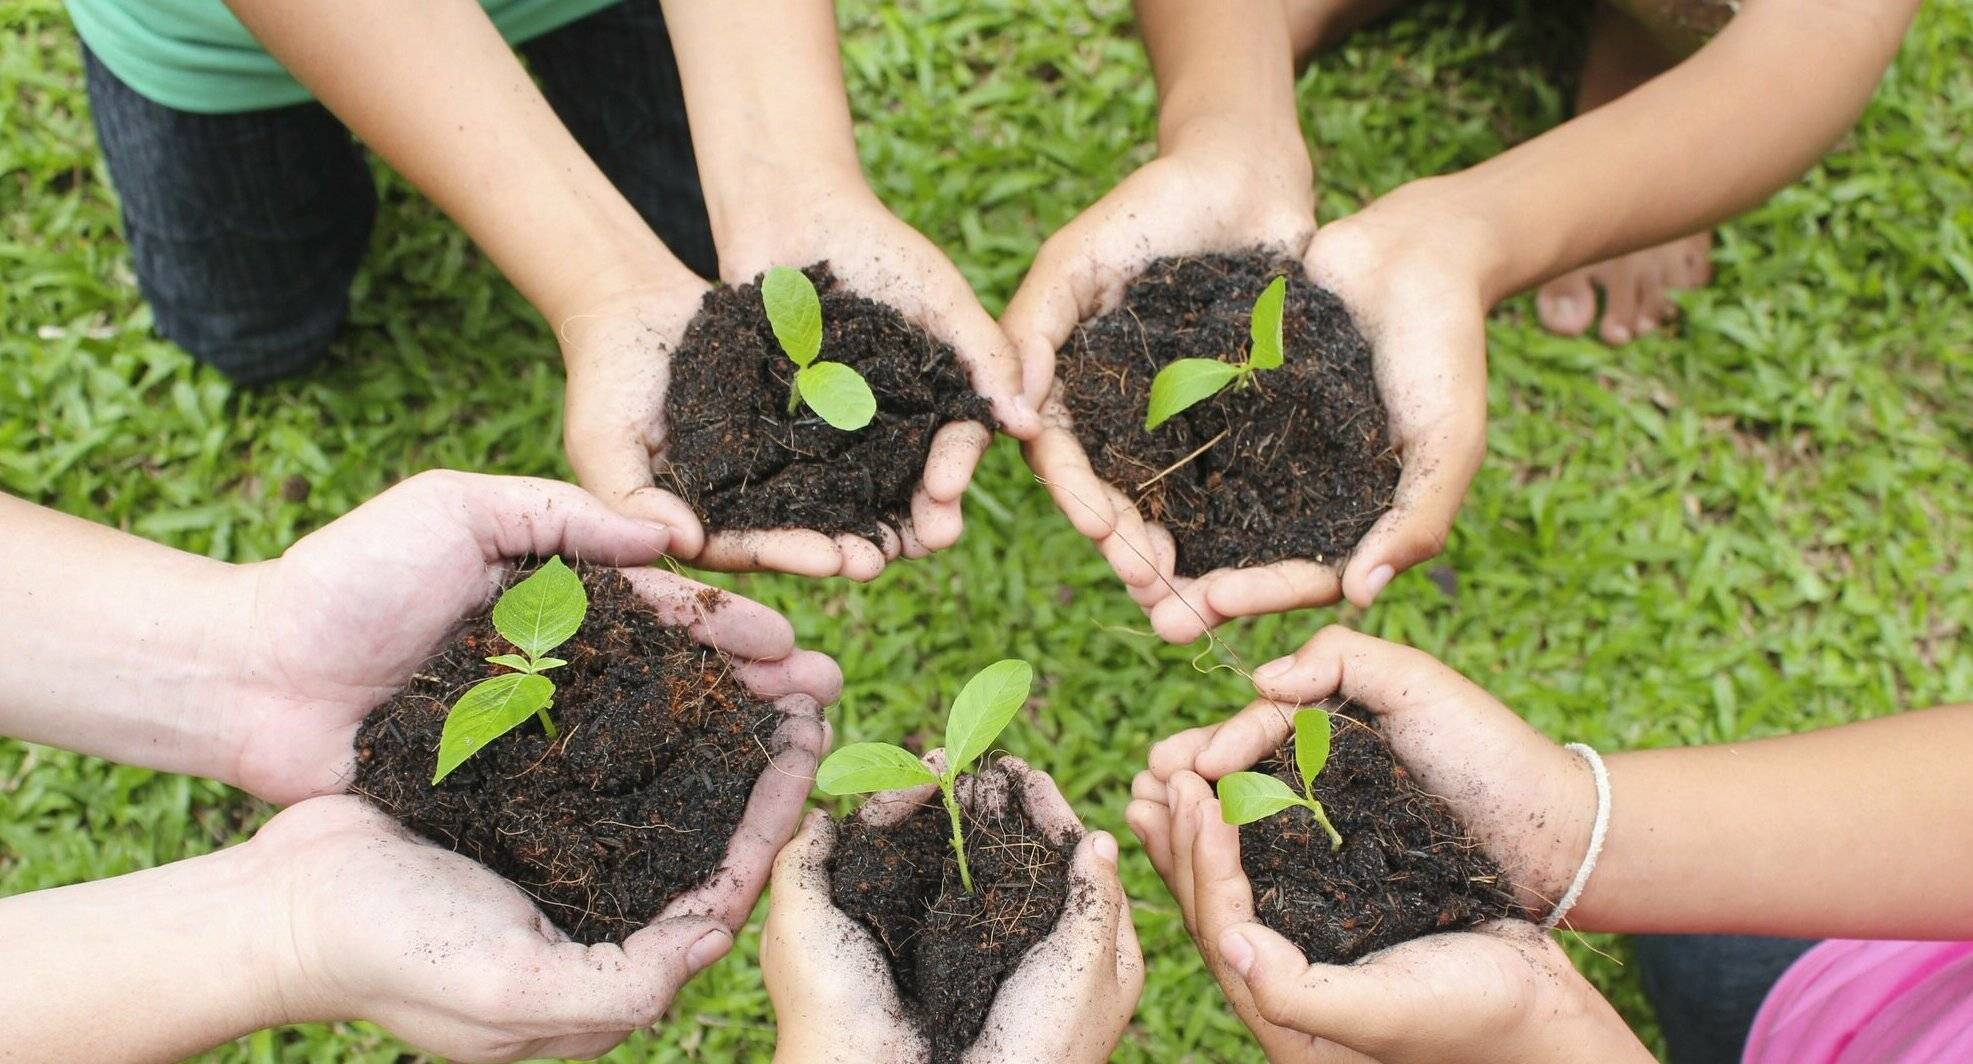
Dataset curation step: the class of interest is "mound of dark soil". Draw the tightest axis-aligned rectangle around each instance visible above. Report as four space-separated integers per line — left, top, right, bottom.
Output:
352 565 786 945
660 263 994 541
830 785 1073 1063
1059 252 1400 576
1240 702 1517 963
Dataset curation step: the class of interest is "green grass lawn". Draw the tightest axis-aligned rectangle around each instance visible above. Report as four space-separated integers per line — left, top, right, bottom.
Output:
4 0 1970 1059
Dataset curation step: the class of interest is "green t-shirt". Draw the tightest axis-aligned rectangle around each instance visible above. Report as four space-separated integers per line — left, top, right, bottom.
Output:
67 0 619 114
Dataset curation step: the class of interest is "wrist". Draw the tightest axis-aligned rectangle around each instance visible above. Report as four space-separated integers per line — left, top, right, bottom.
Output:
1365 175 1524 305
704 161 874 274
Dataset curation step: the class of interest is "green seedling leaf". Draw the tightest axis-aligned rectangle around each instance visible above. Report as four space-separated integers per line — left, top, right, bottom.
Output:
1216 771 1307 825
434 673 554 784
1248 275 1287 370
1293 708 1332 796
485 654 534 673
796 361 877 431
816 742 940 794
762 266 822 367
943 658 1034 776
1145 358 1241 430
491 556 587 659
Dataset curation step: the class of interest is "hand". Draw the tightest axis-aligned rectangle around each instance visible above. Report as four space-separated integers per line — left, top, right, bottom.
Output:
704 175 1040 581
763 754 1142 1064
1002 127 1317 639
249 796 735 1062
228 469 843 805
1127 770 1646 1063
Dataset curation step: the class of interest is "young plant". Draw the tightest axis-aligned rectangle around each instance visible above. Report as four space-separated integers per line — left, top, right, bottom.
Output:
761 265 876 431
814 658 1034 893
1216 707 1344 850
1144 274 1288 430
432 556 587 785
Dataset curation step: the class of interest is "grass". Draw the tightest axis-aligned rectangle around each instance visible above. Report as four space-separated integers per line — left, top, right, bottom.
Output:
3 0 1970 1059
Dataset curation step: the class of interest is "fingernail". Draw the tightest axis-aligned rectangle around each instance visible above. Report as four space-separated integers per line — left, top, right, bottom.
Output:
1363 564 1395 602
1220 929 1256 977
1255 655 1295 680
686 928 732 975
1093 831 1119 866
639 519 670 538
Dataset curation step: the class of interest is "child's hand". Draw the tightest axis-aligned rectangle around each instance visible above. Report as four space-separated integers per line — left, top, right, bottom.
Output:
1137 773 1648 1064
1131 625 1593 917
707 176 1040 581
249 796 743 1063
762 756 1141 1064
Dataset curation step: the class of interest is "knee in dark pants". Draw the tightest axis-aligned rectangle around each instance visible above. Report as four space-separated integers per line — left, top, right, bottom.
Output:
1634 933 1820 1064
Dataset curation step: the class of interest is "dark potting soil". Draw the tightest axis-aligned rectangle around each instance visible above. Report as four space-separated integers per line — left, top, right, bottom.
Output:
1059 252 1401 576
351 565 785 945
660 263 995 541
829 785 1074 1063
1240 702 1517 964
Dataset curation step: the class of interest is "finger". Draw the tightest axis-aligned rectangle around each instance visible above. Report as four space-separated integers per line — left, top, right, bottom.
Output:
1094 485 1161 589
874 523 903 561
1246 624 1463 718
1200 560 1343 625
1001 756 1086 845
1021 398 1118 541
1167 772 1214 938
1040 832 1128 976
770 809 838 910
1124 797 1175 883
663 694 825 928
390 471 674 567
695 529 846 578
1191 695 1304 781
1188 792 1257 959
1147 578 1228 644
1215 920 1407 1052
928 289 1040 440
612 568 796 662
1125 525 1181 610
923 421 992 502
731 649 846 705
909 484 965 553
896 520 930 560
533 1031 632 1060
833 534 888 582
535 913 732 1032
956 756 1012 817
1000 224 1136 411
1146 725 1220 782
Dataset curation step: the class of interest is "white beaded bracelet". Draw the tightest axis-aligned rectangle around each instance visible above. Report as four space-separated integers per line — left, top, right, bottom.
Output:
1541 742 1610 931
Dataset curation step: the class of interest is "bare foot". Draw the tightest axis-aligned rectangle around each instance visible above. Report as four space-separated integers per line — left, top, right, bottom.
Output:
1537 232 1712 343
1537 2 1715 344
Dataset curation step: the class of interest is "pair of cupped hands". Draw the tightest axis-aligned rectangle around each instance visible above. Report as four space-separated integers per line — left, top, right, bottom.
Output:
204 470 1129 1062
561 133 1490 641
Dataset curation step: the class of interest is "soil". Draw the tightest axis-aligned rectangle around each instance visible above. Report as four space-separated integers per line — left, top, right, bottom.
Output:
351 565 786 945
829 781 1075 1063
1240 702 1517 964
1059 252 1401 576
660 263 995 541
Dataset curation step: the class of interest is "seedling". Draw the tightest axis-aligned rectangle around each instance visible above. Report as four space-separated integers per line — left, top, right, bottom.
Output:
814 659 1034 893
432 557 587 784
1144 274 1288 430
761 265 876 431
1217 707 1344 850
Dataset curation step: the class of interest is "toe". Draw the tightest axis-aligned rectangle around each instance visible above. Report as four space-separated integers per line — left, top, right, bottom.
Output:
1597 269 1640 345
1536 271 1597 337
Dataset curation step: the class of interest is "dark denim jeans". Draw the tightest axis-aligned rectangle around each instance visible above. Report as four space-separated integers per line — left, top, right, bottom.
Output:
1635 933 1821 1064
82 1 713 385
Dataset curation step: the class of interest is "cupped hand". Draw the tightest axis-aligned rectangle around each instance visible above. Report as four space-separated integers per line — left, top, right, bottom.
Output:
248 796 731 1063
1002 135 1316 638
763 753 1141 1064
1131 625 1592 919
1128 772 1646 1064
228 469 843 806
703 178 1039 581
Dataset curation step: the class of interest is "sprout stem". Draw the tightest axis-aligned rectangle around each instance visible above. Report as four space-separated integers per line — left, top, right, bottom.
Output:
1308 800 1343 851
787 378 803 416
940 778 975 894
536 706 560 740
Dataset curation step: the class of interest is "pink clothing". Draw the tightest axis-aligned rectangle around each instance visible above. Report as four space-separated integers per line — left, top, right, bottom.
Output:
1744 939 1973 1064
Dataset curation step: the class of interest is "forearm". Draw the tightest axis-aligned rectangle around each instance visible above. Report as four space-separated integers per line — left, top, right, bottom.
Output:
657 0 866 255
1135 0 1306 163
223 0 695 322
1414 0 1917 302
1574 704 1973 938
0 844 286 1062
0 493 252 780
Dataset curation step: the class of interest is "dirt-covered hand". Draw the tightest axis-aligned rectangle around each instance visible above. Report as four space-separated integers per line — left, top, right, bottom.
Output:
1130 625 1594 923
1002 132 1321 641
228 470 841 806
711 181 1039 580
962 758 1143 1064
248 796 735 1063
559 279 721 559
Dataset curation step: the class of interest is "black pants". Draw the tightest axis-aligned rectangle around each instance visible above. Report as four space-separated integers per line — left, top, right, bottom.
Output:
82 1 713 385
1635 933 1821 1064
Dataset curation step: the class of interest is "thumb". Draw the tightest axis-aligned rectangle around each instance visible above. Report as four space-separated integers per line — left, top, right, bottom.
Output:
396 471 671 566
1217 922 1404 1052
625 913 735 999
